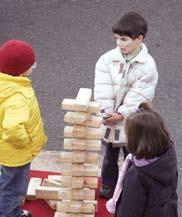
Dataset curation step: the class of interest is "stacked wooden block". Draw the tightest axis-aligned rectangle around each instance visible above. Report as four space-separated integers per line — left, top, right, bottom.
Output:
27 88 102 217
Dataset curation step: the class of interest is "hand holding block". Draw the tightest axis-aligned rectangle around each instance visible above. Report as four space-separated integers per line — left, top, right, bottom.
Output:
60 163 99 177
64 138 101 151
64 112 102 128
26 177 42 200
54 212 94 217
74 88 92 111
62 99 100 113
60 151 98 164
57 200 96 213
64 126 102 139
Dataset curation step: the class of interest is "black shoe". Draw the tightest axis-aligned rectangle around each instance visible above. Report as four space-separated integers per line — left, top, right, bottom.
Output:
99 184 114 198
21 210 32 217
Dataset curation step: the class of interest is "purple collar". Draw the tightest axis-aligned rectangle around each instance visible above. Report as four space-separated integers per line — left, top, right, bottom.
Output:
133 156 159 167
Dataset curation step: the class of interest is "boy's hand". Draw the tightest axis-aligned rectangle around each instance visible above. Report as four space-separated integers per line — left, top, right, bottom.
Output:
103 113 124 126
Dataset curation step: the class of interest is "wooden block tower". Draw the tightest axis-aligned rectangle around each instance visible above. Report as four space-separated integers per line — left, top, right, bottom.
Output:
29 88 102 217
56 88 102 216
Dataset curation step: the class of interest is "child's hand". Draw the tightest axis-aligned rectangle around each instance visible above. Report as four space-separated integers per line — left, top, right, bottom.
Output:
106 198 116 214
103 113 112 125
103 113 124 126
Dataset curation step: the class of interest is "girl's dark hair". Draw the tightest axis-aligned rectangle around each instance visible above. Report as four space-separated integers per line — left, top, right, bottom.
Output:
125 102 170 159
112 12 148 39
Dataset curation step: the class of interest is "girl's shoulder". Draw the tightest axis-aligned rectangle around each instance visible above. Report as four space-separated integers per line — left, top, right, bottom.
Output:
124 164 149 190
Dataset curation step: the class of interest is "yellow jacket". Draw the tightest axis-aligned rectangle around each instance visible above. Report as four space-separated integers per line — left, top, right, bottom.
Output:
0 72 47 167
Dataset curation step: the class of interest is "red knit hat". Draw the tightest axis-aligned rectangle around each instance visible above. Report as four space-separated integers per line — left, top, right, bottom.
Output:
0 39 35 76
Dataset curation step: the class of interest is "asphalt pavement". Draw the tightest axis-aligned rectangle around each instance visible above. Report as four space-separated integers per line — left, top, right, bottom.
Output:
0 0 182 215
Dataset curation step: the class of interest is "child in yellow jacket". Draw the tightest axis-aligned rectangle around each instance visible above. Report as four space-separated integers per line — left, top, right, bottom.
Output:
0 39 47 217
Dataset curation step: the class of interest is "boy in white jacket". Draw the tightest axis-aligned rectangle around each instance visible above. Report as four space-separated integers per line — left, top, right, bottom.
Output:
94 11 158 198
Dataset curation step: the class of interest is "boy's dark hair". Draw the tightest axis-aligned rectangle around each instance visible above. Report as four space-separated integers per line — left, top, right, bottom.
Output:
125 102 170 159
112 12 148 39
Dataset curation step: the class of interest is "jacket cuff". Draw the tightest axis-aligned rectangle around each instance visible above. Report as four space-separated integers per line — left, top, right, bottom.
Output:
117 107 129 118
117 106 138 118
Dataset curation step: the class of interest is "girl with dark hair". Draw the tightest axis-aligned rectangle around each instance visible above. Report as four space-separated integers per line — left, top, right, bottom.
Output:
106 103 178 217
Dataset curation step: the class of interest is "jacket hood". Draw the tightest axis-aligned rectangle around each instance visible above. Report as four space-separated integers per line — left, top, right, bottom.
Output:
135 144 177 185
0 72 31 103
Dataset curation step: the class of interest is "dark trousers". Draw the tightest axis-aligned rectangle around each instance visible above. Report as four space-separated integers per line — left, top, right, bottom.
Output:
0 163 30 217
101 143 129 187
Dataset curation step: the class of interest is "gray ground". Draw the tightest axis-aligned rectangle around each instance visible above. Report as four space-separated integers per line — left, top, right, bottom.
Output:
0 0 182 214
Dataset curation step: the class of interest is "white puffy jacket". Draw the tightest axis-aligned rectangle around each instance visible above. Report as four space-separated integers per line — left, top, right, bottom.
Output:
94 43 158 146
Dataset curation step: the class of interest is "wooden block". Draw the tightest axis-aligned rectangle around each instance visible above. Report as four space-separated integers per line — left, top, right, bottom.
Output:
83 177 98 189
71 188 95 200
64 138 101 151
54 212 94 217
36 186 72 200
71 177 84 188
85 152 98 164
42 178 62 188
45 200 57 210
57 200 96 213
36 187 94 200
26 177 42 200
60 151 98 164
60 176 98 189
36 186 61 200
84 164 99 177
62 99 100 113
73 125 86 138
64 126 102 139
83 115 102 128
57 200 82 213
64 112 102 128
60 163 99 177
61 163 84 176
64 112 91 125
83 200 98 213
64 138 86 150
48 175 62 183
74 88 92 111
61 176 84 188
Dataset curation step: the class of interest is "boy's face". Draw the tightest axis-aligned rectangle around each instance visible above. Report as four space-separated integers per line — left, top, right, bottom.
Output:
21 63 36 77
114 34 143 54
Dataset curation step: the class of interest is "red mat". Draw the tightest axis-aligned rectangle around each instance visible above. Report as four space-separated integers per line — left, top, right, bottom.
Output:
23 170 113 217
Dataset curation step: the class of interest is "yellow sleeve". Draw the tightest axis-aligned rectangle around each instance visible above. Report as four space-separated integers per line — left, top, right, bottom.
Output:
2 93 30 148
